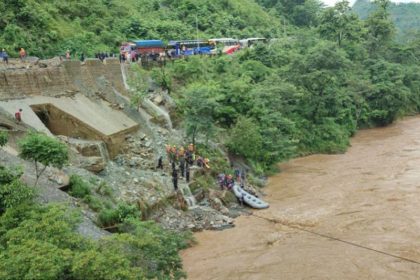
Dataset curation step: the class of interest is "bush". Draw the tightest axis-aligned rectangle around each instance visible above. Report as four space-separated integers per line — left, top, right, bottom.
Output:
69 175 91 199
96 181 114 197
98 203 140 228
83 195 104 212
0 240 73 280
98 208 120 228
0 179 34 214
0 165 23 185
227 116 263 161
0 131 8 147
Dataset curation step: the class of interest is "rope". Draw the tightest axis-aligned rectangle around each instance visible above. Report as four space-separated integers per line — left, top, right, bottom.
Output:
251 213 420 266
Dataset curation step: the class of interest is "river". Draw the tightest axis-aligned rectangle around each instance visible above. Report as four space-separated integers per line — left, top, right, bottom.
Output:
181 116 420 279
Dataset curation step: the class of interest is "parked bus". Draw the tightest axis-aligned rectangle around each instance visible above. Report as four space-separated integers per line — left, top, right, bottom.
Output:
239 38 268 48
208 38 240 54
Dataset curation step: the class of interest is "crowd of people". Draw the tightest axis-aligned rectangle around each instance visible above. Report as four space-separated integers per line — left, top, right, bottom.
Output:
156 144 211 191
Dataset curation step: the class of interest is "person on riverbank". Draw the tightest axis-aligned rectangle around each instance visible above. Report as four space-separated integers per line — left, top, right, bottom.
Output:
170 145 177 163
234 168 240 180
172 168 178 191
218 174 226 190
179 155 185 178
157 156 163 170
185 164 190 183
66 50 71 60
1 49 8 64
238 192 245 206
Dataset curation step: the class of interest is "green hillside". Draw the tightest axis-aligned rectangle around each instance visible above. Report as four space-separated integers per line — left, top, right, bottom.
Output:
0 0 282 57
2 0 420 279
353 0 420 41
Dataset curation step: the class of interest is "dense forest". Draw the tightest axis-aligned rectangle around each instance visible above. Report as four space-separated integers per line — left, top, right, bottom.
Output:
1 0 420 279
353 0 420 42
0 0 282 57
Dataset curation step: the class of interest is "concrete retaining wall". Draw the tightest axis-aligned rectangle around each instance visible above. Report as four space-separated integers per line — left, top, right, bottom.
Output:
0 58 127 100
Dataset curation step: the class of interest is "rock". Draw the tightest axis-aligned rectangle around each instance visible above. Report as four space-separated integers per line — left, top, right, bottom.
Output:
38 62 48 68
80 156 106 173
153 95 164 105
129 159 138 167
48 170 70 187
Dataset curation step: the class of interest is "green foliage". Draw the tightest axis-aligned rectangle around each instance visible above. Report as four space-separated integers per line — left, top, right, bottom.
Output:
0 239 73 280
0 201 189 279
18 132 68 186
353 0 420 42
227 116 263 160
69 174 91 199
0 131 8 147
319 1 365 47
0 165 33 214
0 0 282 58
96 181 114 197
180 82 220 145
364 0 396 55
98 202 140 227
117 218 192 279
129 64 150 111
151 66 173 94
0 179 34 214
82 195 104 212
0 165 23 185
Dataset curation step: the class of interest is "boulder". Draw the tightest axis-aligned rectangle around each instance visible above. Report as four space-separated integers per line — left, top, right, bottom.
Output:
153 95 164 105
80 156 106 173
48 170 70 187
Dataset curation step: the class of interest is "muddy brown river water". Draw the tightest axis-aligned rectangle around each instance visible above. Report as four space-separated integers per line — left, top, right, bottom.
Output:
181 116 420 279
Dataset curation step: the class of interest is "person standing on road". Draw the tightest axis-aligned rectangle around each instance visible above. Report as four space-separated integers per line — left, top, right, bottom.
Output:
15 109 23 122
19 48 26 61
1 49 8 64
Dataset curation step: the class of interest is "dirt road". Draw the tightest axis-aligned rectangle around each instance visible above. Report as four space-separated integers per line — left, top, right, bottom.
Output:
182 116 420 279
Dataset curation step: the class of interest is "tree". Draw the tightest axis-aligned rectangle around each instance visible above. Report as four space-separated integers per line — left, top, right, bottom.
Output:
227 116 263 160
182 83 220 145
18 132 68 187
319 0 364 47
365 0 396 54
0 131 8 148
151 66 173 94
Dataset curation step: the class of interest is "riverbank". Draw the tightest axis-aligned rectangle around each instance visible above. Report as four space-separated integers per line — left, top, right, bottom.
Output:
182 116 420 279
